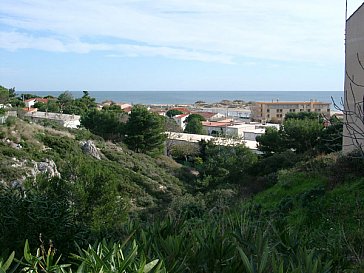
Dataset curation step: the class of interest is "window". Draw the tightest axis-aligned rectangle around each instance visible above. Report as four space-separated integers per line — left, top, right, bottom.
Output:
300 109 304 112
267 109 270 113
289 109 296 112
267 114 270 118
307 109 311 112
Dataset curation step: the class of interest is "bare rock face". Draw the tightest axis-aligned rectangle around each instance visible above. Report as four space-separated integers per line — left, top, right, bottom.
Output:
35 159 61 178
80 140 101 160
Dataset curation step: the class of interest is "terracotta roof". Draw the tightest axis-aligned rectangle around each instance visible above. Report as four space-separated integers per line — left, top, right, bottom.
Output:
169 107 191 114
191 111 217 119
24 98 36 102
35 98 49 103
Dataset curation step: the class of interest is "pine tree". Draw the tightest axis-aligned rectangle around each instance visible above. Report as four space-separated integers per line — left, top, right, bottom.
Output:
124 105 166 155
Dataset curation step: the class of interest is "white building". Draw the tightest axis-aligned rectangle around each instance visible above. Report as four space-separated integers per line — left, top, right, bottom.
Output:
173 114 189 130
343 3 364 153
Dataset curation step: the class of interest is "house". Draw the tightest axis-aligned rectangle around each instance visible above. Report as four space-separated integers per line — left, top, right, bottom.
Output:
225 122 278 140
343 3 364 153
173 114 189 130
24 98 49 108
251 101 331 122
191 111 225 121
202 121 234 136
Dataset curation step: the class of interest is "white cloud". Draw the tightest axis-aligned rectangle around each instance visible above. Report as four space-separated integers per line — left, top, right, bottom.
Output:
0 0 363 64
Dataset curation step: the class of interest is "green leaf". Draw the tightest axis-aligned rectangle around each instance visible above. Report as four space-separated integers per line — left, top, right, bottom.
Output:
23 240 32 262
238 248 254 273
144 259 159 273
1 251 14 271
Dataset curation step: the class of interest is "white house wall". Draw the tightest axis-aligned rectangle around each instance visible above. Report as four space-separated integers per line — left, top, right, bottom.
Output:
343 4 364 153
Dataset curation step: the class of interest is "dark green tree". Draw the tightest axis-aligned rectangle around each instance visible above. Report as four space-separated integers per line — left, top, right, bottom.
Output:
198 142 257 187
285 111 320 121
256 127 286 156
124 105 166 155
184 116 205 134
282 118 323 153
81 109 126 141
186 114 206 122
166 109 183 117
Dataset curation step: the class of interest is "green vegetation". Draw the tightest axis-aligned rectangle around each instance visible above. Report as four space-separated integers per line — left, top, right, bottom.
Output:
166 109 183 117
124 105 166 155
257 113 342 155
183 114 206 135
0 88 362 272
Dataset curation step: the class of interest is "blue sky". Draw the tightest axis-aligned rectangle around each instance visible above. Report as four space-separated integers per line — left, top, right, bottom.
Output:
0 0 363 91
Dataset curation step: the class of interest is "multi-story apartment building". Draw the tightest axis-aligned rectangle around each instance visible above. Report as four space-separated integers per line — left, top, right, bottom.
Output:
343 3 364 153
251 100 331 122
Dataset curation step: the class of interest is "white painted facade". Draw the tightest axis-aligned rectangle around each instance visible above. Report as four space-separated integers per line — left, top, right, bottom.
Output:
343 3 364 153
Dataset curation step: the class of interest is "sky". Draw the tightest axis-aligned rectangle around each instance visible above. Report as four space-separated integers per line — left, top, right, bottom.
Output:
0 0 363 91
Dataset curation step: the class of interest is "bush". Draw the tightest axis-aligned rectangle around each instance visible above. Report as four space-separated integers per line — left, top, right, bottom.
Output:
329 151 364 186
5 116 16 127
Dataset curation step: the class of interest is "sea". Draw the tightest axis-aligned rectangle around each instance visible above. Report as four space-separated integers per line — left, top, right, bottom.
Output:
20 91 344 108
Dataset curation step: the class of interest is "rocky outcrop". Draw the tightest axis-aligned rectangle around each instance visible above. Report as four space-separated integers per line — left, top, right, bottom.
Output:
34 159 61 178
80 140 101 160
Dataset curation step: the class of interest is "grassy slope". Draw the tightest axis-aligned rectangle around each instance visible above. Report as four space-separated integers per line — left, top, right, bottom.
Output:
0 119 186 216
251 165 364 270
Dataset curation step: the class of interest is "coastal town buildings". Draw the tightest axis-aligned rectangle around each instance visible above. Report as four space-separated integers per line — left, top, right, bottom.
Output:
24 98 49 108
251 101 331 122
343 3 364 153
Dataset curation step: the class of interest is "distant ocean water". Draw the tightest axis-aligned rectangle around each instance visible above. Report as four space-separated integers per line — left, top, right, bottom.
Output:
20 91 344 108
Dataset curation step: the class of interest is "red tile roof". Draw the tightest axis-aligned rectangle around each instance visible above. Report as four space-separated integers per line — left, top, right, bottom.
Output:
35 98 49 103
191 111 217 120
169 107 191 114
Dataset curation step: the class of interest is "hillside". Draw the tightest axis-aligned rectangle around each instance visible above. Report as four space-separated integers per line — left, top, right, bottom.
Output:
0 117 363 272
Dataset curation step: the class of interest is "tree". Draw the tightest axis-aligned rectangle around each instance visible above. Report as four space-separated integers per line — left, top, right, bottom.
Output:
124 105 166 155
184 117 204 134
0 86 9 104
257 113 341 155
256 127 286 156
170 142 200 162
186 114 205 123
282 118 323 154
285 111 320 121
58 91 74 113
81 108 126 141
166 109 183 117
317 116 343 153
198 142 257 187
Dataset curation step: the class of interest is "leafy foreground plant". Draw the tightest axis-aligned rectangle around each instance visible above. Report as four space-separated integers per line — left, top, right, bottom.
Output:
72 239 165 273
10 238 165 273
17 239 70 273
